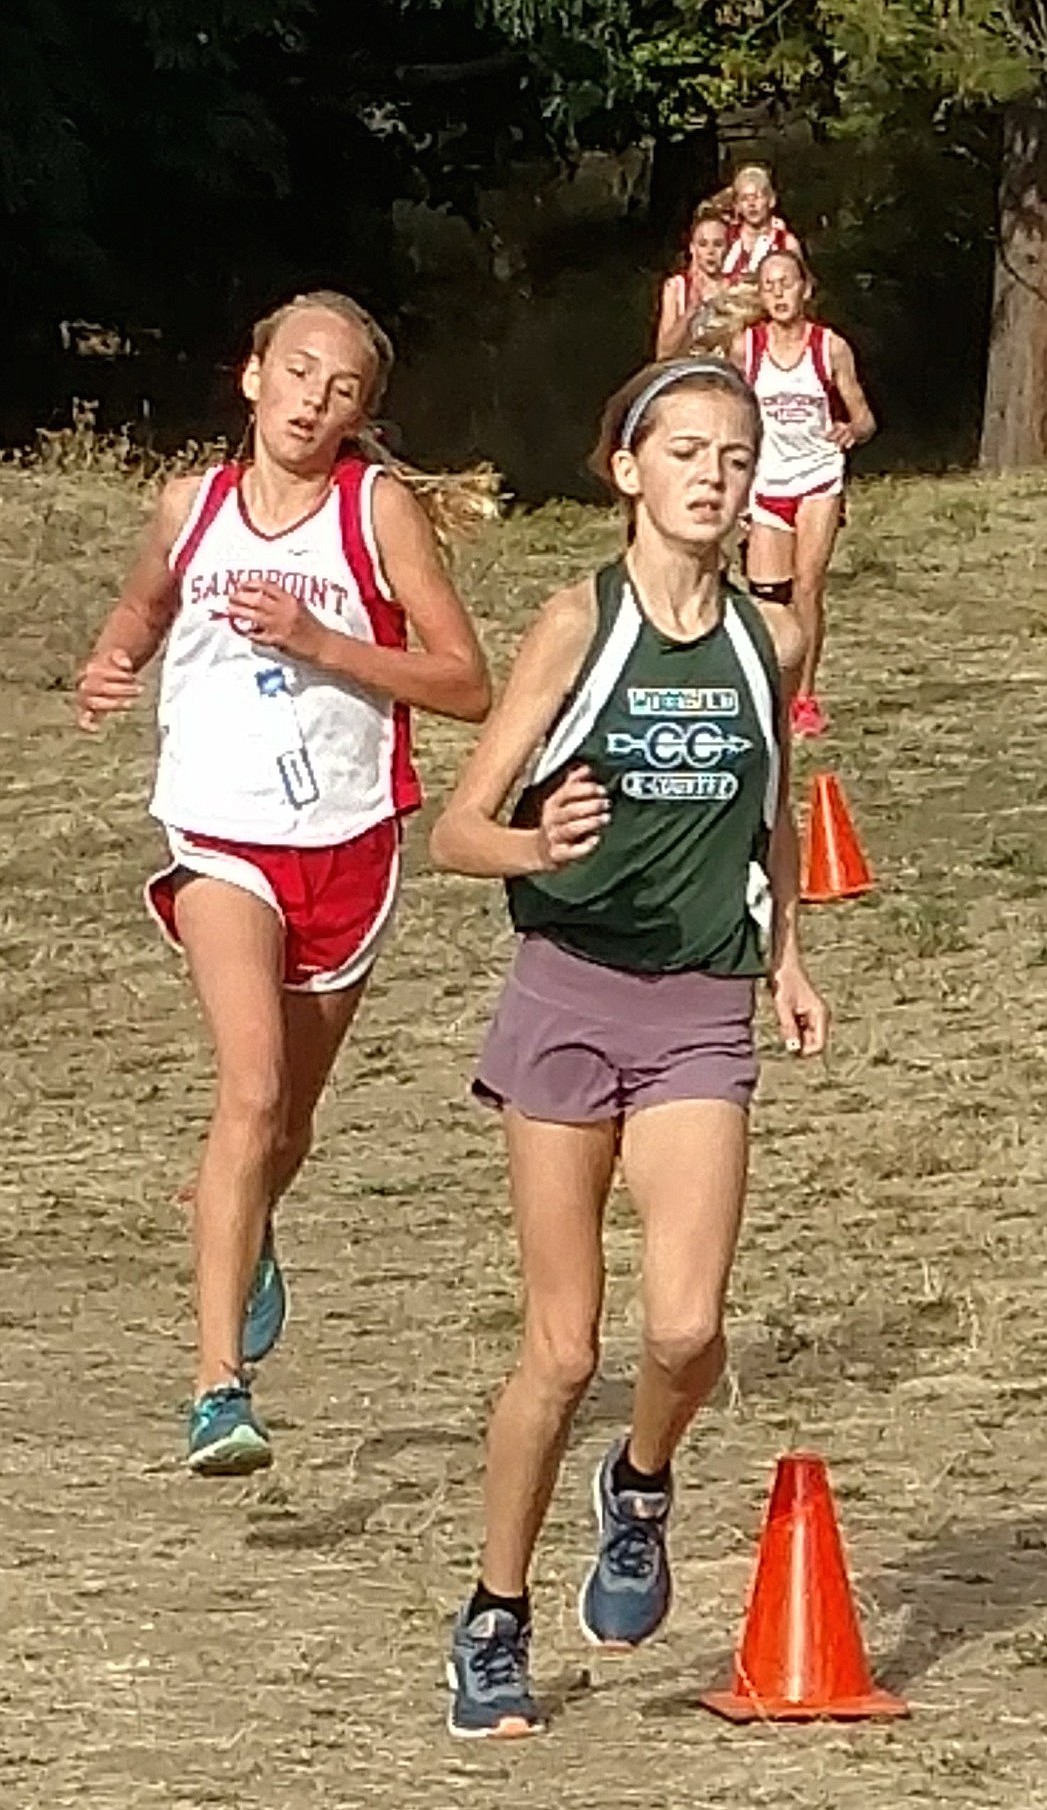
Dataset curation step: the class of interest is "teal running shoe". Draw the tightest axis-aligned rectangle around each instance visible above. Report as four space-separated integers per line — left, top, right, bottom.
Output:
187 1381 272 1476
578 1441 672 1648
241 1219 288 1366
447 1607 543 1739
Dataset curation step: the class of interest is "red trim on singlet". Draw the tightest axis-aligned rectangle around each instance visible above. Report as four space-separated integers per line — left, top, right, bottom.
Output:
746 320 843 418
171 466 239 579
725 217 790 279
235 473 334 543
744 322 769 386
335 459 422 817
809 322 831 391
809 323 847 423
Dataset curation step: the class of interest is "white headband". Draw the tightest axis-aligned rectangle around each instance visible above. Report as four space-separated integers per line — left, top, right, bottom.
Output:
618 359 755 452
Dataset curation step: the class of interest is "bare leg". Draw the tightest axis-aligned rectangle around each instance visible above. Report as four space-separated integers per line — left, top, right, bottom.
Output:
480 1112 617 1596
621 1099 749 1474
269 982 370 1204
175 879 288 1395
176 982 368 1220
792 494 842 696
745 520 795 596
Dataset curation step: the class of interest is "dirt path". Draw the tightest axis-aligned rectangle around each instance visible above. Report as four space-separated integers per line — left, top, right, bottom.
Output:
2 468 1047 1808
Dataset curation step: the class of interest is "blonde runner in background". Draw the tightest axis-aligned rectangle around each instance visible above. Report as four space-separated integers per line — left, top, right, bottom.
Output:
722 165 800 282
656 203 730 357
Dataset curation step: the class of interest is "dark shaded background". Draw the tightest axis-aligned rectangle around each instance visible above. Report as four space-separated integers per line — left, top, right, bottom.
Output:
0 4 998 498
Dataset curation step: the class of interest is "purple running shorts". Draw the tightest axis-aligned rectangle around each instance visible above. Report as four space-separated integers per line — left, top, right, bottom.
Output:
474 934 758 1123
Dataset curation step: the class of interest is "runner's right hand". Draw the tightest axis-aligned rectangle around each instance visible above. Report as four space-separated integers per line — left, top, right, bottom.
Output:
537 764 611 870
75 648 142 730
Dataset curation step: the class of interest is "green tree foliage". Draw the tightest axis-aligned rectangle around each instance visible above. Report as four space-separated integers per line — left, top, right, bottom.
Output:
3 0 1035 333
497 0 1045 464
0 2 629 348
1 3 309 343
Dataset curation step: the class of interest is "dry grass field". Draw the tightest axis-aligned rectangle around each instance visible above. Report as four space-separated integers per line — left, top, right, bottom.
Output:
3 453 1047 1809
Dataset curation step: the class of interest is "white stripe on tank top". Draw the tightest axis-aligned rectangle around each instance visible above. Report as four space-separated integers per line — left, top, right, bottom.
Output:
532 583 780 934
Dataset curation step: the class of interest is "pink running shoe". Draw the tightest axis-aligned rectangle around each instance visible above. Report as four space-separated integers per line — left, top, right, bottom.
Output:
791 694 830 739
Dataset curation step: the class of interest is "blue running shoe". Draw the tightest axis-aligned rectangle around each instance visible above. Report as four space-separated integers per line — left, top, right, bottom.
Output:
241 1219 288 1366
187 1381 272 1476
447 1607 543 1740
578 1440 672 1648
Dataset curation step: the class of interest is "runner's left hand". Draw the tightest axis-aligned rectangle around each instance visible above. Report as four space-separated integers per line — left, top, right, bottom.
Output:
769 961 830 1057
827 422 856 451
537 764 611 870
226 580 326 662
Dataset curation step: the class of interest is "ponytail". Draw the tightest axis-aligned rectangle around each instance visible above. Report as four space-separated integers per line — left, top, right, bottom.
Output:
353 426 501 546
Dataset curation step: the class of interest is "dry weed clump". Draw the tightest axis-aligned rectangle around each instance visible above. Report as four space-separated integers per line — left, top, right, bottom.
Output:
4 398 227 486
6 401 503 564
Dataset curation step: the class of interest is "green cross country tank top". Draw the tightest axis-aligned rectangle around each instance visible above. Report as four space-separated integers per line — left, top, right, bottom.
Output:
508 560 781 976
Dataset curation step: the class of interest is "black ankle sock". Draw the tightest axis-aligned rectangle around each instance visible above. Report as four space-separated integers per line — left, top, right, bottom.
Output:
468 1580 530 1628
613 1443 671 1497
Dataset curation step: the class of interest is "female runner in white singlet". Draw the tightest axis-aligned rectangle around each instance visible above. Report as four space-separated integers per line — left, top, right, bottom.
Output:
721 165 800 282
655 203 730 357
731 251 875 737
76 290 491 1474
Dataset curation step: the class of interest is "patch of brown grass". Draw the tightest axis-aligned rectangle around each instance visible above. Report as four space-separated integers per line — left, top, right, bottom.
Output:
2 463 1047 1806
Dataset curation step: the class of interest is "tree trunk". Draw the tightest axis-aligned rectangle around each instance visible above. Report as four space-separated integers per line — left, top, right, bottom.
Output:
980 100 1047 470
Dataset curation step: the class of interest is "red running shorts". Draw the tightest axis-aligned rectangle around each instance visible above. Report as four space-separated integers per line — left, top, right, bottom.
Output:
146 816 400 991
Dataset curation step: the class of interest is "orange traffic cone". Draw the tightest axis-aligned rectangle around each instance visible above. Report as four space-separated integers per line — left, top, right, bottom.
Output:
699 1453 908 1722
801 773 873 903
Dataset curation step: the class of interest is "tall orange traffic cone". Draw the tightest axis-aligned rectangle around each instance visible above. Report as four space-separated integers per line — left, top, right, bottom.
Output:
699 1453 908 1722
801 773 873 903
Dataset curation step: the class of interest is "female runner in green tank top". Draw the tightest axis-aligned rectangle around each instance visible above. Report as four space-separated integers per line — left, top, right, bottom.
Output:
431 358 829 1740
